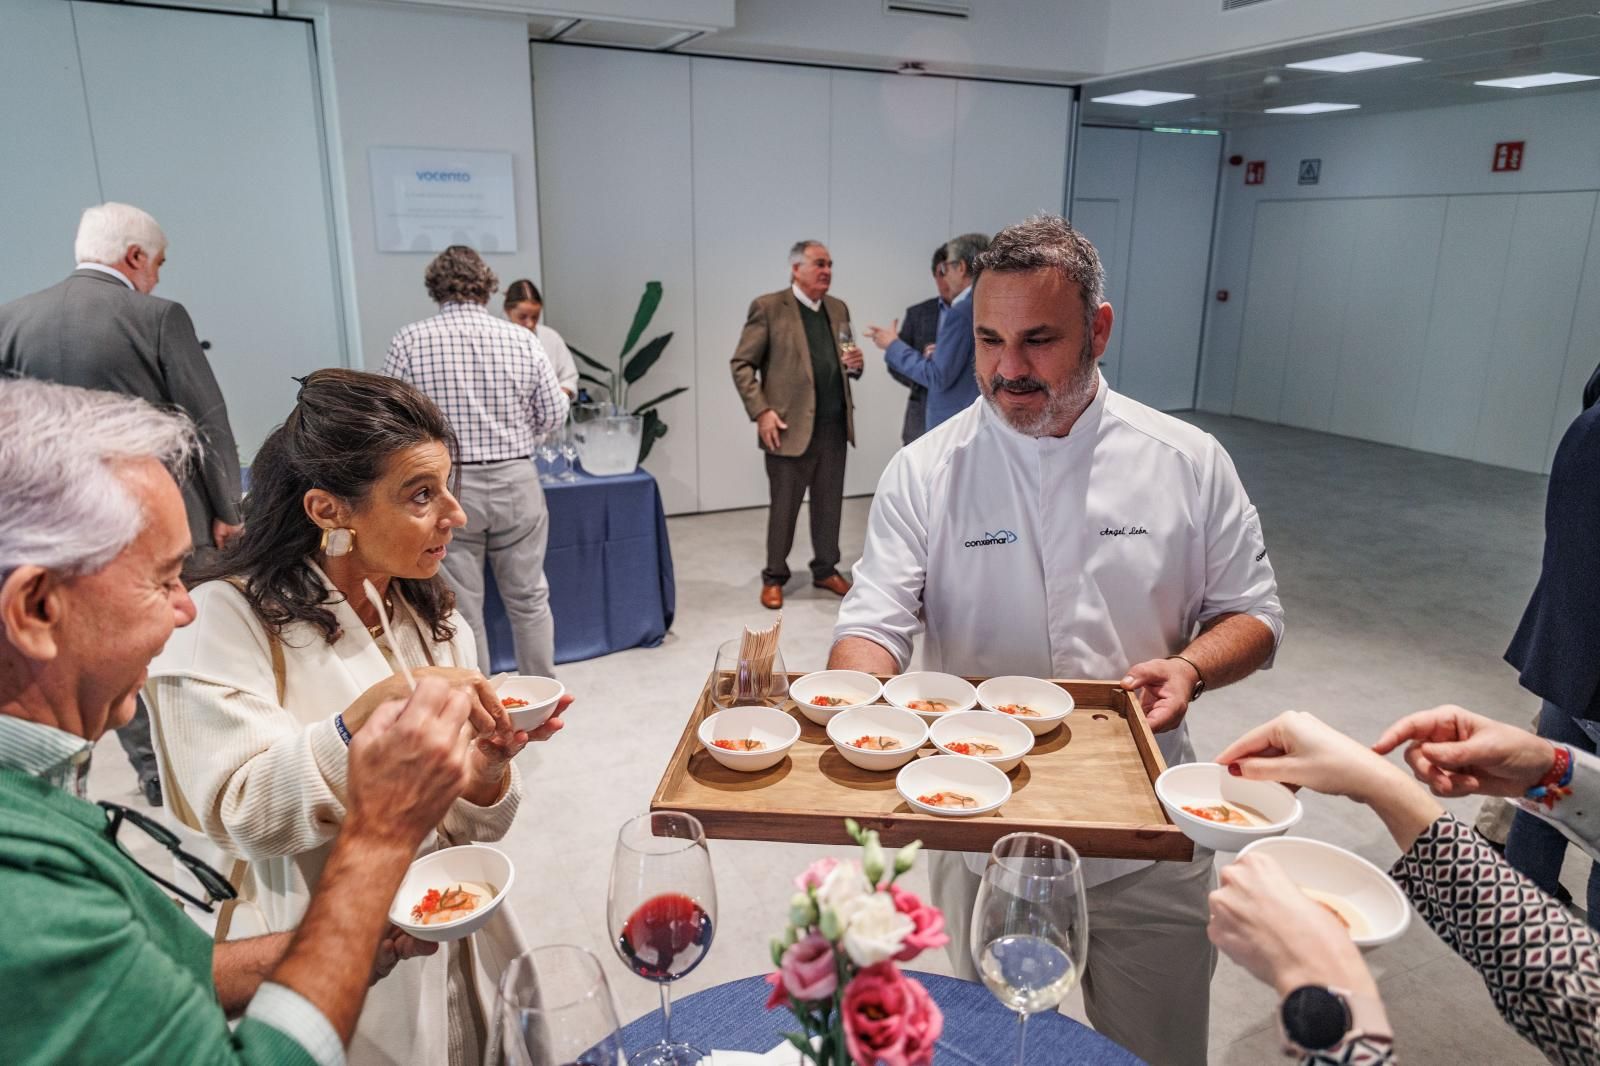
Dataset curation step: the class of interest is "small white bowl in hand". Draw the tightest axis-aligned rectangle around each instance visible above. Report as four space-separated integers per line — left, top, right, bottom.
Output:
1237 836 1411 948
494 676 565 731
1155 762 1302 852
928 710 1035 773
883 672 978 723
388 844 514 943
975 675 1075 735
826 704 928 771
698 706 800 772
790 670 884 727
896 754 1011 817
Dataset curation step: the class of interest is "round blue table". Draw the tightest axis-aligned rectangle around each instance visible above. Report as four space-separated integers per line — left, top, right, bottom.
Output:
618 971 1145 1064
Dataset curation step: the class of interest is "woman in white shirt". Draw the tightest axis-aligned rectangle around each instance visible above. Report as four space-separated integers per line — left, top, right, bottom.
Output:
147 369 568 1066
505 278 579 398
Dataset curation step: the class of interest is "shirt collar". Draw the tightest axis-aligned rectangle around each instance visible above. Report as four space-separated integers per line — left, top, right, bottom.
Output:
74 262 136 290
791 283 822 313
950 284 973 307
0 716 94 798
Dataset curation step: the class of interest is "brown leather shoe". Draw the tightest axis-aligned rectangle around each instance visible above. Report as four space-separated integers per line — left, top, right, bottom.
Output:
760 583 784 609
812 574 852 597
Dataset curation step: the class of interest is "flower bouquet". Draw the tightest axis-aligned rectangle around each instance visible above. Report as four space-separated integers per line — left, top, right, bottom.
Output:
765 820 946 1066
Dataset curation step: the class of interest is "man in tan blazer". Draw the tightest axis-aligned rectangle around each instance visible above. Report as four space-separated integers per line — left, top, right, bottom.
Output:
730 240 864 609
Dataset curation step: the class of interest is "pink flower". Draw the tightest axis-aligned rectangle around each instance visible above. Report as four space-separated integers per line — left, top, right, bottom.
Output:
794 857 840 892
774 931 838 1004
888 884 948 963
840 963 942 1066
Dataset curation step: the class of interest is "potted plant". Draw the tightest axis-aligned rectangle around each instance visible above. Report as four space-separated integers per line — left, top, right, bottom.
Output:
569 281 688 463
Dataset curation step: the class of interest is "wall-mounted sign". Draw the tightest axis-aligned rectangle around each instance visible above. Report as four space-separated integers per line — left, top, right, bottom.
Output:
1491 141 1525 173
1245 160 1266 185
370 147 518 253
1298 158 1322 185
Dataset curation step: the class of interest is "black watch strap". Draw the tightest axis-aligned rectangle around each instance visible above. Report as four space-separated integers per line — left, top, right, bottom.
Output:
1281 986 1352 1051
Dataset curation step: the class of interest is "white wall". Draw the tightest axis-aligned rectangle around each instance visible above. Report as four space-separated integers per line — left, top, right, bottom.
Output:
1072 127 1220 410
531 45 1073 515
322 0 544 368
1103 0 1530 73
1202 89 1600 473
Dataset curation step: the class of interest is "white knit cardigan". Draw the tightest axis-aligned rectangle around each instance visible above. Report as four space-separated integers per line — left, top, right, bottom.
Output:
145 565 526 1066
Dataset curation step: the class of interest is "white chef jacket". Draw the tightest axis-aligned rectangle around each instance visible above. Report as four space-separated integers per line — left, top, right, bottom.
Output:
835 374 1284 886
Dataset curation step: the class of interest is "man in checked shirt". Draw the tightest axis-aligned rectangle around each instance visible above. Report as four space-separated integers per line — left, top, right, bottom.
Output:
384 246 569 678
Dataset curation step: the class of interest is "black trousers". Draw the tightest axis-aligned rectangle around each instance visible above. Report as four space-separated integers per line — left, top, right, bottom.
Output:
116 696 160 785
763 422 847 585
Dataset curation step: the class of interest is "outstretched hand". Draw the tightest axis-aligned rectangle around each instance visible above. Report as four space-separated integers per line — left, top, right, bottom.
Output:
1120 658 1199 733
1374 704 1556 798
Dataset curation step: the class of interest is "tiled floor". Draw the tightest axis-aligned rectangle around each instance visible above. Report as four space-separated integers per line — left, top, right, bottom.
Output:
91 413 1587 1064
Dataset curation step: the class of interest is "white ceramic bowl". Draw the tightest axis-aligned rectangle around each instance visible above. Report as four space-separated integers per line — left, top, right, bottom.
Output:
789 670 885 727
928 710 1036 773
825 704 928 771
697 706 801 772
883 672 978 723
1155 762 1303 852
1237 836 1411 948
388 844 514 943
896 754 1011 817
975 675 1075 735
494 675 565 731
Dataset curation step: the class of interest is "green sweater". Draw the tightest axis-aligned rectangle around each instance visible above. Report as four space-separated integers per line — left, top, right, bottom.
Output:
797 298 845 425
0 769 317 1066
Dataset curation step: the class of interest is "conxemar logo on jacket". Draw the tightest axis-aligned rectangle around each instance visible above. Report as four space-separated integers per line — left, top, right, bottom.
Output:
963 530 1018 548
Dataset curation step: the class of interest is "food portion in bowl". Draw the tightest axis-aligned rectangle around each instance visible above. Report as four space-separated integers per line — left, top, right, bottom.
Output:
711 738 768 752
826 705 928 771
500 696 529 710
896 754 1011 817
916 790 979 810
1301 888 1371 938
846 734 905 751
410 882 496 926
789 670 885 726
944 739 1003 757
884 673 979 723
697 706 800 772
907 698 953 714
928 711 1035 773
1180 801 1272 827
994 703 1043 718
1237 836 1410 948
1155 762 1302 852
808 695 852 708
974 677 1074 735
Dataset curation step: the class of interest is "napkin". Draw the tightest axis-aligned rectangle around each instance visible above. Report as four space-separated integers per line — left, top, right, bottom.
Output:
698 1039 808 1065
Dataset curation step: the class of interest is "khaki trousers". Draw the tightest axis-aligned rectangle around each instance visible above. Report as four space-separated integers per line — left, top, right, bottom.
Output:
930 848 1217 1066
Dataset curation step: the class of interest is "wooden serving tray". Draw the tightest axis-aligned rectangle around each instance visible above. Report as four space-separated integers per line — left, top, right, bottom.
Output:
650 674 1193 861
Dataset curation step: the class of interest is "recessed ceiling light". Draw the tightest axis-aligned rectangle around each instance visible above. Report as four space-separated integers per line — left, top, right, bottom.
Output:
1474 72 1599 89
1090 90 1197 107
1263 102 1362 114
1286 51 1424 73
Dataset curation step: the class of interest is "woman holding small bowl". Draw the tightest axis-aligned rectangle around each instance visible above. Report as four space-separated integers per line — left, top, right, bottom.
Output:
1207 708 1599 1063
146 370 570 1066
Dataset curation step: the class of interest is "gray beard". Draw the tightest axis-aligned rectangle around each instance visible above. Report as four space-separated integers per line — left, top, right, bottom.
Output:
981 344 1099 437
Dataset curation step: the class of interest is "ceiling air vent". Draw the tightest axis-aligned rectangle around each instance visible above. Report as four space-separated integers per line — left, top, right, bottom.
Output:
884 0 971 21
1223 0 1277 10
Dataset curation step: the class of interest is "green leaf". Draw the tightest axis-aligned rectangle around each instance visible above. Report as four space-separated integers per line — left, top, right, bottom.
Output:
577 372 610 389
782 1032 816 1063
568 343 612 375
631 385 689 414
623 332 673 385
637 408 667 463
620 281 663 358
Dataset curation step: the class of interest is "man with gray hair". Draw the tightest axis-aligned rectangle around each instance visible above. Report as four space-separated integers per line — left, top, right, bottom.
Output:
864 232 989 433
0 201 244 806
385 245 567 677
730 240 864 610
0 378 472 1064
831 214 1284 1065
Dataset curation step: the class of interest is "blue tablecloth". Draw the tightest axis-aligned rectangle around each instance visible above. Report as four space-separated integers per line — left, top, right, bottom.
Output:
484 466 675 669
618 971 1144 1064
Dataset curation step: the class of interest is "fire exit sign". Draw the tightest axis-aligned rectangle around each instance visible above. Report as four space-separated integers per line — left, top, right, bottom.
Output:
1492 141 1525 172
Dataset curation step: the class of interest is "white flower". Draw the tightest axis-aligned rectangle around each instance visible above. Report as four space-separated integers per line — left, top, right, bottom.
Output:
839 892 914 967
815 861 872 918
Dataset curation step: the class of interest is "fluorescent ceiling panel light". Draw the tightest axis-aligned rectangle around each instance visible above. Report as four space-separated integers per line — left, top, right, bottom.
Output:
1263 102 1362 114
1474 72 1599 89
1286 51 1424 73
1090 90 1196 106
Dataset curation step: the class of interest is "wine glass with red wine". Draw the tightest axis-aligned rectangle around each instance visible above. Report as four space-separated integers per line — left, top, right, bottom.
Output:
607 811 716 1066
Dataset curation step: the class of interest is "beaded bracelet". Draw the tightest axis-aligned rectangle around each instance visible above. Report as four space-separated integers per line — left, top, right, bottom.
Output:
1526 744 1574 809
334 713 353 746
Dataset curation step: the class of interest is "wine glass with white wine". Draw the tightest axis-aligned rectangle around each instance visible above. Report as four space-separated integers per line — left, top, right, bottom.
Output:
970 832 1088 1065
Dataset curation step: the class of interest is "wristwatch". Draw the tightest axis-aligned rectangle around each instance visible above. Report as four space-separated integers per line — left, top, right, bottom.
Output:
1166 654 1205 700
1279 985 1391 1056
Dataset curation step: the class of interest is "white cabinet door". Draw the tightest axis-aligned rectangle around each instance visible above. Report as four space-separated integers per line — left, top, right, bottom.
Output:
71 2 346 460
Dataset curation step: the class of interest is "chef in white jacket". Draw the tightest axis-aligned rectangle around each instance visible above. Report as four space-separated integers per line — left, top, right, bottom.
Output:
831 214 1283 1066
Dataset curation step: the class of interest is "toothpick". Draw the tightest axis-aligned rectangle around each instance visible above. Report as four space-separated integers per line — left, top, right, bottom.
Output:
363 578 415 691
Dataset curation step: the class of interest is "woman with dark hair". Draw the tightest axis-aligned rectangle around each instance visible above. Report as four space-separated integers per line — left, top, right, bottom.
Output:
504 278 579 398
145 368 566 1066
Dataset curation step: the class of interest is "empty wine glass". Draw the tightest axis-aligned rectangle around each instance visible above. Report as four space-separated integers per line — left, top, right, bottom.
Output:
971 832 1088 1066
708 638 788 710
490 944 625 1066
535 430 560 485
607 812 717 1066
558 422 581 482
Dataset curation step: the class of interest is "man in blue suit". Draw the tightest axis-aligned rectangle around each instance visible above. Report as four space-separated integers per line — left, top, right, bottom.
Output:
865 233 990 433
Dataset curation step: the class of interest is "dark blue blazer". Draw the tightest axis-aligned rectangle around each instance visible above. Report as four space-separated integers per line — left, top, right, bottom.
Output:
1505 399 1600 719
883 290 977 431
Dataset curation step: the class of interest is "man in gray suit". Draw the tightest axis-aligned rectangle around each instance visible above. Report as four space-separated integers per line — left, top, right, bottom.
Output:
0 202 243 805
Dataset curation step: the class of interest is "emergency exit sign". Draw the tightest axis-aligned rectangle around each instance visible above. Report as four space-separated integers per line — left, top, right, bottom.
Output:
1492 141 1525 172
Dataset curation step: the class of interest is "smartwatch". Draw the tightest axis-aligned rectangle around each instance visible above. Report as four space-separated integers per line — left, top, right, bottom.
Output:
1279 985 1351 1052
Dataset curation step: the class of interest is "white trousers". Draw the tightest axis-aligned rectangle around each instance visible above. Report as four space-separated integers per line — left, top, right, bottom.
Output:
930 847 1217 1066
